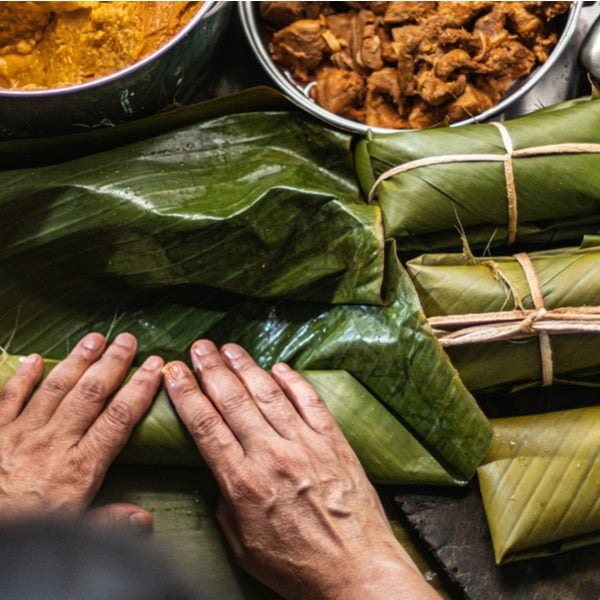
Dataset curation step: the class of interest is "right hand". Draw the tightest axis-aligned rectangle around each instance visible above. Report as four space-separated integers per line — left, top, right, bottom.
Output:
164 340 440 600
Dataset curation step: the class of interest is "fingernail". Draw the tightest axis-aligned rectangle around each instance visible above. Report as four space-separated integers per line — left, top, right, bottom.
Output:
129 512 152 534
193 341 214 356
142 356 163 371
82 333 104 351
164 362 183 380
114 332 136 349
22 354 39 365
272 362 289 374
223 345 243 360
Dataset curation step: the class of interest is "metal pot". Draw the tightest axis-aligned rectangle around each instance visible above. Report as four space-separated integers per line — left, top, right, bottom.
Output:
0 1 232 139
239 1 582 134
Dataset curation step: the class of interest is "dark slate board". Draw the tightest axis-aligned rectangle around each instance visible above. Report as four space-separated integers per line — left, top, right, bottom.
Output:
394 485 600 600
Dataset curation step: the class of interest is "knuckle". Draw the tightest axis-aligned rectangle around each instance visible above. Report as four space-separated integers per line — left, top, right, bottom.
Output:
77 378 107 403
41 376 71 397
103 402 132 432
189 411 222 439
221 391 250 412
0 386 20 405
255 384 283 406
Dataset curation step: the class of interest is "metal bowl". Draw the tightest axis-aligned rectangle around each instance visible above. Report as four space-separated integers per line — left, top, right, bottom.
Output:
240 1 582 134
0 1 232 139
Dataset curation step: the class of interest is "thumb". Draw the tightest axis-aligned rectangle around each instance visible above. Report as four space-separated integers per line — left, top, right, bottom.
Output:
86 502 154 535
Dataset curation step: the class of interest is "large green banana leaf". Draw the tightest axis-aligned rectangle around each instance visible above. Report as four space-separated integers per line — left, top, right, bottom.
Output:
0 110 384 305
479 405 600 563
0 356 457 486
405 238 600 392
0 238 491 483
355 98 600 254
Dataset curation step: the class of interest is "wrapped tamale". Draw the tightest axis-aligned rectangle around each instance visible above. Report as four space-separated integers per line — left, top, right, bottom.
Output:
406 238 600 392
355 98 600 253
0 239 491 484
0 356 458 486
479 405 600 563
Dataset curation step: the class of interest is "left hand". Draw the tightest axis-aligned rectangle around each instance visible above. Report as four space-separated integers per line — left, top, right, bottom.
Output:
0 332 162 531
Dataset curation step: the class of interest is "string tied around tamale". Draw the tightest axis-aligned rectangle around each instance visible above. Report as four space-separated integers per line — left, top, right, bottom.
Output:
513 252 553 385
367 125 600 245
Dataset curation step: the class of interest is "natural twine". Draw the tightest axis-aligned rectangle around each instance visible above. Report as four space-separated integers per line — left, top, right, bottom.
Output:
428 253 600 386
367 123 600 245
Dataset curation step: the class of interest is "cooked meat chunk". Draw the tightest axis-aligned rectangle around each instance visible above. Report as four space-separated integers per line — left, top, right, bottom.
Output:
262 1 569 129
326 13 358 71
271 19 326 82
483 39 536 80
383 2 436 25
447 83 494 123
436 2 493 27
474 6 509 45
417 69 467 106
434 48 491 79
408 99 449 129
356 10 383 70
312 67 365 120
505 3 543 42
259 2 324 28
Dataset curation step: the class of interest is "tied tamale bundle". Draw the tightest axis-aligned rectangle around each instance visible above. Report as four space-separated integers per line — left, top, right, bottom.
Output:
406 238 600 392
479 405 600 563
355 98 600 253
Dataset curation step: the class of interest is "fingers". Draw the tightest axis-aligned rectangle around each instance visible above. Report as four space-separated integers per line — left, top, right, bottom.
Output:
50 333 138 435
0 354 44 426
164 360 243 477
86 502 153 535
77 355 164 471
20 332 106 426
190 341 271 446
221 344 305 440
271 363 342 437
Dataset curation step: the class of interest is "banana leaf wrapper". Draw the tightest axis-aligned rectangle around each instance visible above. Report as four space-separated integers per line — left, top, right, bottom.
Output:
479 405 600 563
355 98 600 253
0 236 491 484
406 238 600 392
0 109 385 305
0 355 459 486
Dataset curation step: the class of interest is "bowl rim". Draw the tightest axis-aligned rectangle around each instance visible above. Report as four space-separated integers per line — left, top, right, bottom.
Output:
0 0 219 98
239 0 583 134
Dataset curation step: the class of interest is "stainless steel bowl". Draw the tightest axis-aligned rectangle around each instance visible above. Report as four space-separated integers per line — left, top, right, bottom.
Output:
240 1 582 134
0 1 232 139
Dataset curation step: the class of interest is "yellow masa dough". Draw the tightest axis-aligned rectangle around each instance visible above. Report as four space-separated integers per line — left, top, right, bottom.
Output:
0 1 202 89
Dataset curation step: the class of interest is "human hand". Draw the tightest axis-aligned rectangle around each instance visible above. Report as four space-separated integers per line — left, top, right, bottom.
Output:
0 332 162 532
164 341 440 600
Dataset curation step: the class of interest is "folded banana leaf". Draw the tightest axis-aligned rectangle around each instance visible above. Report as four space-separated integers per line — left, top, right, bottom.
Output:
406 238 600 392
479 405 600 563
0 110 384 305
355 98 600 253
0 355 458 486
0 238 491 484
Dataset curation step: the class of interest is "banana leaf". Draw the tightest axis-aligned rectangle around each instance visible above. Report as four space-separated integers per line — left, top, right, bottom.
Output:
95 466 451 599
0 356 458 486
479 405 600 563
405 238 600 392
0 238 491 484
0 110 384 305
355 98 600 254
